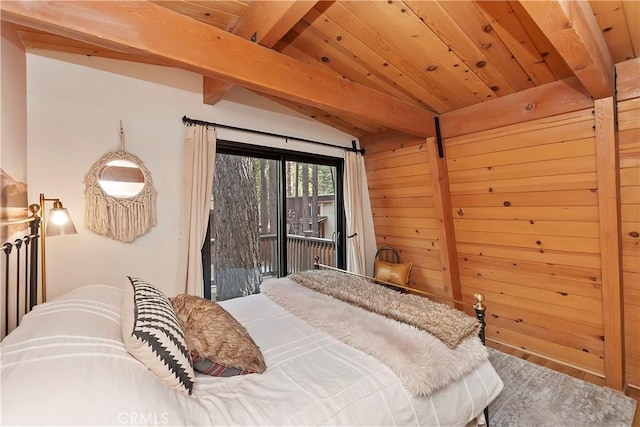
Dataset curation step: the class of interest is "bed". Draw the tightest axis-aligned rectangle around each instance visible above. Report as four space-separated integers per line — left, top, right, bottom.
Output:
1 226 503 426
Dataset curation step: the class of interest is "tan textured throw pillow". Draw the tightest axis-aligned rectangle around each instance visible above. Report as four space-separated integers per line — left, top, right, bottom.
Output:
170 294 266 375
374 259 412 287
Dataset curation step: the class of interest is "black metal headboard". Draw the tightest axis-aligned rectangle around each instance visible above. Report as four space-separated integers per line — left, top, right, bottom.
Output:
1 213 41 339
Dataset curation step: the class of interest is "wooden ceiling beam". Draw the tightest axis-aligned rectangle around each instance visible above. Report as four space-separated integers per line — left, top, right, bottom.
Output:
1 1 436 137
232 1 318 48
517 0 614 99
202 78 235 106
615 57 640 102
203 1 318 105
440 76 593 139
16 27 172 67
594 96 625 391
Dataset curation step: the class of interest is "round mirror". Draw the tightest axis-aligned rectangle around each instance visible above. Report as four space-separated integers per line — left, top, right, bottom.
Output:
98 159 145 198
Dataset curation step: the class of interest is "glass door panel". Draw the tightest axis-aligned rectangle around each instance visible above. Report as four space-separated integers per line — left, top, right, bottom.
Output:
206 144 345 299
210 154 279 300
285 161 337 273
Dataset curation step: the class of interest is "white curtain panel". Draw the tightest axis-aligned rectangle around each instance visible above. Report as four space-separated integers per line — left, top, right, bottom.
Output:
344 151 366 275
178 125 216 296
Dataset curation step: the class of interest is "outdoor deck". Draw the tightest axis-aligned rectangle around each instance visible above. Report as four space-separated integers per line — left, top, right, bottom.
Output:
259 234 335 276
209 234 335 299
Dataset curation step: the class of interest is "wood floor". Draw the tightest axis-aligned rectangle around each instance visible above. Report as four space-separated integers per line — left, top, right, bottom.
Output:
487 341 639 427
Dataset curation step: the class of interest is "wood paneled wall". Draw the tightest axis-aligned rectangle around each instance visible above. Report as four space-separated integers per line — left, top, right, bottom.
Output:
360 132 448 299
617 60 640 388
445 108 605 376
361 58 638 389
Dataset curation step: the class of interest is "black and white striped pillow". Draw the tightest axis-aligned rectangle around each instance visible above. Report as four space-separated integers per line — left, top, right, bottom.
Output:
121 277 195 395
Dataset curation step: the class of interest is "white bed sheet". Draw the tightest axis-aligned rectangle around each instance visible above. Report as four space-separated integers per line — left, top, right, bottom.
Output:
1 285 503 426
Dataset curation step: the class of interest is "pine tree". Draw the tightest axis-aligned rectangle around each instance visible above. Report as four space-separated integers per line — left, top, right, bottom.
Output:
213 154 261 300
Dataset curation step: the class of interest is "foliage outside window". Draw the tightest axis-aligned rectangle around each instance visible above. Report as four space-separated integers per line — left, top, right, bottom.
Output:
206 144 344 301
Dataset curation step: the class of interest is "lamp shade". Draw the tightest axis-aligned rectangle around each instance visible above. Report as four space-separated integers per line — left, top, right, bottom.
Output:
46 202 77 237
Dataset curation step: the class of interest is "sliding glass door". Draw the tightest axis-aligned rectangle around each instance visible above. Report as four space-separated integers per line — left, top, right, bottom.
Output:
285 161 339 273
204 142 344 300
208 153 277 301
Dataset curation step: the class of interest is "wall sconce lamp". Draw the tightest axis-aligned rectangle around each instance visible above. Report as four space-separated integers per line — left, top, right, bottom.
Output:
39 193 77 302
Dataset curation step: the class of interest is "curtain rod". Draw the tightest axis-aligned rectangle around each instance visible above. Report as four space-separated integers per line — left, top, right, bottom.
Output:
182 116 364 154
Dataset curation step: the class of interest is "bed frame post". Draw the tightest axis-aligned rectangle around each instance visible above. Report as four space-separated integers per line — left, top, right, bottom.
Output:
474 293 489 426
2 243 12 337
473 293 486 345
29 210 41 311
2 207 41 339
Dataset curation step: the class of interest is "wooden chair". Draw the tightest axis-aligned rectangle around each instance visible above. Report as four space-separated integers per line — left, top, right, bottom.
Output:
373 246 406 292
374 246 401 264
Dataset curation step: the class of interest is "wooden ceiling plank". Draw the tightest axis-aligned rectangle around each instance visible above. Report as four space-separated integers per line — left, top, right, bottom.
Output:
621 0 640 58
0 1 436 137
371 0 497 103
203 1 317 106
232 0 317 47
440 77 594 139
188 1 250 19
150 1 243 31
474 1 557 86
615 57 640 102
275 36 391 135
589 1 636 63
509 1 574 80
269 92 383 136
516 0 614 99
404 1 517 98
287 20 424 107
438 0 535 92
293 101 385 135
261 95 372 137
304 5 448 113
360 131 426 157
279 27 388 94
302 103 383 135
323 2 466 111
274 39 334 72
340 1 482 107
271 40 379 132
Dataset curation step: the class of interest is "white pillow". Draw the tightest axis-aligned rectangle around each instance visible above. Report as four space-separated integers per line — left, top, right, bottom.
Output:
121 277 195 395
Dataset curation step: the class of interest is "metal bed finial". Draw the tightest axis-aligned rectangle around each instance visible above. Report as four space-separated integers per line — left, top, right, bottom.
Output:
1 207 41 338
473 293 487 346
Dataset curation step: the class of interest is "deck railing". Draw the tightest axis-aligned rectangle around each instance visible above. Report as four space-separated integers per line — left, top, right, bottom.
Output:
258 234 335 276
209 234 334 300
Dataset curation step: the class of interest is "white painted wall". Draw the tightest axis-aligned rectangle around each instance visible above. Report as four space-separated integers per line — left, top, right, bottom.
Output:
27 50 376 298
1 22 28 334
1 22 27 186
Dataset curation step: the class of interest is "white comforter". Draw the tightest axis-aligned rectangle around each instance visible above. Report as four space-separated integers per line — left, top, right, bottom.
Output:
1 285 503 426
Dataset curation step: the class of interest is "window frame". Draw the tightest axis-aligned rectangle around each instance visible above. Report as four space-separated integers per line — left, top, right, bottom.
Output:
202 140 346 299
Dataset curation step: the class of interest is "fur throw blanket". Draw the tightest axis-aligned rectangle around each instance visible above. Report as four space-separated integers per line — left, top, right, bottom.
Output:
288 270 479 348
261 277 488 397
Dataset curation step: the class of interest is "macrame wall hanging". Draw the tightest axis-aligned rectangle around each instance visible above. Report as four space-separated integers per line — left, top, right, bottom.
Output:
84 122 157 242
